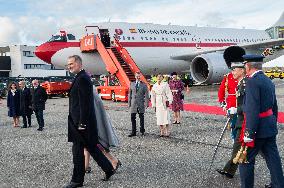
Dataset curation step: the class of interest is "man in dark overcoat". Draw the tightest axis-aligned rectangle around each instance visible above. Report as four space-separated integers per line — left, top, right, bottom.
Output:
239 55 284 188
64 55 115 188
19 81 33 128
31 79 47 131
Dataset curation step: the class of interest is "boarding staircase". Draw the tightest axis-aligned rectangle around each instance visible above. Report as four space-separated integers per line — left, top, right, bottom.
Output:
80 34 148 88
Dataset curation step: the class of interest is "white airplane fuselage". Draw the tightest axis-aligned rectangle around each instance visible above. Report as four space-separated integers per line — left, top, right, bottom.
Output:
36 22 271 81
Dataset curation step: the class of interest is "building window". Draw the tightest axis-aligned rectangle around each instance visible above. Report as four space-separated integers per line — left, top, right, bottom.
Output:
23 51 34 57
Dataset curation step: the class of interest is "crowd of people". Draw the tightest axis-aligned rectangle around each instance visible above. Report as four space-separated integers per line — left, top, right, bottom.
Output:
6 79 47 131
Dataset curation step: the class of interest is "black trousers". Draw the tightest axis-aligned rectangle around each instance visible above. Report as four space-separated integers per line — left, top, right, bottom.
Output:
22 114 31 127
223 129 241 175
131 112 145 134
34 110 44 128
71 141 113 183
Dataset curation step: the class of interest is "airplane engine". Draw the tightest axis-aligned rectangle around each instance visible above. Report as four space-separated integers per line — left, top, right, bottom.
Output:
190 53 230 84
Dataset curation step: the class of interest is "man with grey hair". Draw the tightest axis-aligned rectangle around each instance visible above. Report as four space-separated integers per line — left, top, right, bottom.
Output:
239 55 284 188
31 79 47 131
64 55 115 188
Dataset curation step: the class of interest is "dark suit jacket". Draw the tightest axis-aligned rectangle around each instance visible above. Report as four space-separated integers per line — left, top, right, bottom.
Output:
20 87 33 116
243 71 278 138
68 70 98 147
31 86 47 111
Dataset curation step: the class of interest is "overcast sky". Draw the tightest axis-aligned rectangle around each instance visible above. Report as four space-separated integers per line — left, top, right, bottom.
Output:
0 0 283 46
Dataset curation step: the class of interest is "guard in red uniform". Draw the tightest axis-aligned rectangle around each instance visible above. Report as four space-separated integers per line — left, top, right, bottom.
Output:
218 72 238 110
218 49 239 140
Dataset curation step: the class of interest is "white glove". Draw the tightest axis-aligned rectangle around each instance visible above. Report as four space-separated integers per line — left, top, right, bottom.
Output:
243 136 253 143
227 107 237 115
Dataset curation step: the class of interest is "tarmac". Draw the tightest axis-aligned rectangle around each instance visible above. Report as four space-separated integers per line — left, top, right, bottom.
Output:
0 79 284 188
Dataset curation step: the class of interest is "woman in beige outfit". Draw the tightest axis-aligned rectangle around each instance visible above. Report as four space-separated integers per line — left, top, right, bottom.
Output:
151 74 173 137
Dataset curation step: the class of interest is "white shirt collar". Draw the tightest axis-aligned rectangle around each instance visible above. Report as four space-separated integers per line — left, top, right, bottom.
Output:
250 70 262 77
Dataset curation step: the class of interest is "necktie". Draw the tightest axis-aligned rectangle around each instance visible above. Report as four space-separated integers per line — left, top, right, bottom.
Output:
135 82 139 92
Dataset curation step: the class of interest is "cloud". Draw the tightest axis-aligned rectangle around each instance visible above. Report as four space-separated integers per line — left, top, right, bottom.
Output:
0 0 283 46
0 17 19 46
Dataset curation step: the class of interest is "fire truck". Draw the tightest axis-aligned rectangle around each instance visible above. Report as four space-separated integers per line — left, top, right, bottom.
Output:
80 27 149 102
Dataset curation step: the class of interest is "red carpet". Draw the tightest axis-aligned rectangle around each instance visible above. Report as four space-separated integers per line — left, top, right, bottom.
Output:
183 103 284 124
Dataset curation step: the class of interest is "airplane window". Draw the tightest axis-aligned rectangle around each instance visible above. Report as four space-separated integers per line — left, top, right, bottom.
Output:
141 37 144 40
123 36 125 40
162 37 164 41
184 38 187 41
154 37 156 40
67 34 76 40
127 37 131 40
48 35 67 42
145 37 148 40
177 38 179 41
181 38 183 41
150 37 152 40
132 37 135 40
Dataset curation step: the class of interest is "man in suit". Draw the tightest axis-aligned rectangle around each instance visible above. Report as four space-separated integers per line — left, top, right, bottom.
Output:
31 79 47 131
128 72 149 137
64 55 115 188
239 55 284 188
19 81 33 128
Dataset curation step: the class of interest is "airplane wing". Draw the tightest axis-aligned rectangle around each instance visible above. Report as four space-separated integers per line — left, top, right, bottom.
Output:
171 38 284 61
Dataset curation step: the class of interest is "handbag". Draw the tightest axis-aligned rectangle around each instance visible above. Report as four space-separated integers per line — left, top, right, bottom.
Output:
180 93 184 100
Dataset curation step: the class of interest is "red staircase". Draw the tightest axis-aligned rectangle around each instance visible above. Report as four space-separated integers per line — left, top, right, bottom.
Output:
81 34 149 88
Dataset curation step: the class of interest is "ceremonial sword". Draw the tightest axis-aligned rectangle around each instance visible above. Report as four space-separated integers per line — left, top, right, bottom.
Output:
209 117 231 171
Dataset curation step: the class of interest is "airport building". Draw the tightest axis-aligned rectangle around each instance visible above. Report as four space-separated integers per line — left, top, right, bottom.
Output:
0 45 68 78
266 12 284 39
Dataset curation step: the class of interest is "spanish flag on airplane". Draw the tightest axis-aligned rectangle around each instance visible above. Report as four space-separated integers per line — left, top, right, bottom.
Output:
129 28 137 33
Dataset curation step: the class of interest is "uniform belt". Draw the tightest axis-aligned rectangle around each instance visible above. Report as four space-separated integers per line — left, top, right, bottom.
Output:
259 109 273 118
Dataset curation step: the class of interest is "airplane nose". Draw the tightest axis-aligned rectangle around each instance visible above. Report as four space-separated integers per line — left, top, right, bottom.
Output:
35 42 56 64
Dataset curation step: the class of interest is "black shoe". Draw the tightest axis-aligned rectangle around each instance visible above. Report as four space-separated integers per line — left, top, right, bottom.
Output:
141 132 145 136
128 133 136 137
21 125 27 128
37 127 43 131
63 182 83 188
224 173 234 179
216 169 226 175
265 183 272 188
85 167 91 174
102 170 116 181
173 121 177 124
28 125 32 127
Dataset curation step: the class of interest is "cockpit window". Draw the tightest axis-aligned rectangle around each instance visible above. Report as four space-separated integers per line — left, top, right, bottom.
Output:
48 35 67 42
67 34 76 40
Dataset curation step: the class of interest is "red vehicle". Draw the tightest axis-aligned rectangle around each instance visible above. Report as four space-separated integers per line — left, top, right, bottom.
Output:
41 81 71 98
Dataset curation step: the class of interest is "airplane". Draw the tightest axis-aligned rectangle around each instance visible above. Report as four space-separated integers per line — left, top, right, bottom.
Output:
35 17 284 84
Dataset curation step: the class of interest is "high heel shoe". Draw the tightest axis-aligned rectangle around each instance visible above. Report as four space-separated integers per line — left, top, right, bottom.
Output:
115 160 122 171
85 167 91 173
